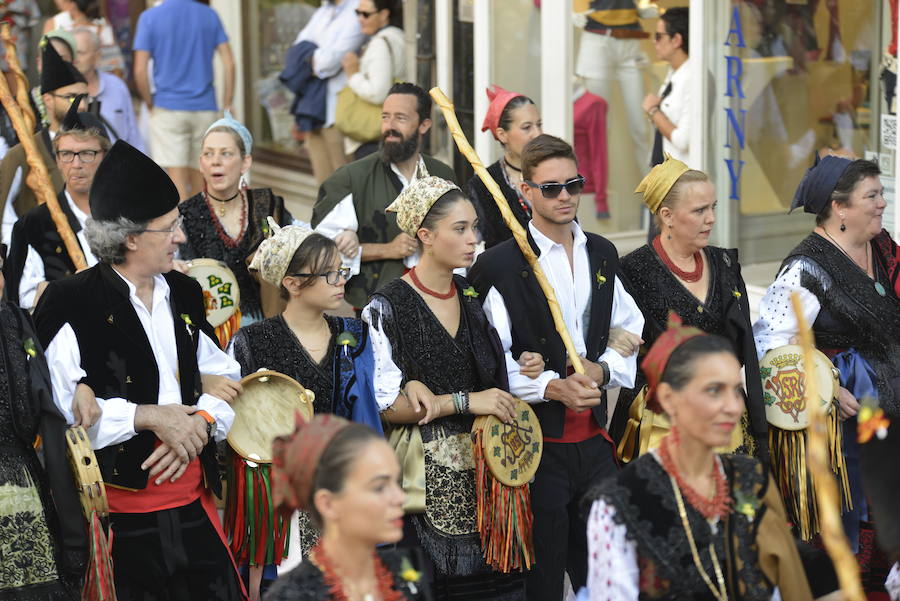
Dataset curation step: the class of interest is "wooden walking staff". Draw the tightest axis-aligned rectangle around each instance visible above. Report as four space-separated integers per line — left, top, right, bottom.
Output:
0 24 35 132
791 292 865 601
429 87 585 375
0 27 86 271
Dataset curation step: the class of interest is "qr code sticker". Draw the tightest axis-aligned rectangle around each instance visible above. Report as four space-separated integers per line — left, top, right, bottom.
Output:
882 114 897 150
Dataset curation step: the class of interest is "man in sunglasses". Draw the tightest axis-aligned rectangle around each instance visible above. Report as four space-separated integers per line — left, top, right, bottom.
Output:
33 140 247 600
5 94 108 310
469 134 644 601
0 40 87 243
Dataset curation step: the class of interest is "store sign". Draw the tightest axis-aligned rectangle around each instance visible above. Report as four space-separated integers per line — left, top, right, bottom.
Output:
724 6 746 201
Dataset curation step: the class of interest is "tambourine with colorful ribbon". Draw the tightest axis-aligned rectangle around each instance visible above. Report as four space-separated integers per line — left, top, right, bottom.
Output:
224 370 315 570
186 258 241 347
471 399 542 572
760 344 850 540
65 426 115 600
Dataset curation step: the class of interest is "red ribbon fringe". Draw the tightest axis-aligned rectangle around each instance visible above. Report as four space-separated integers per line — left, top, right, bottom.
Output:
472 429 535 572
82 510 116 600
224 453 289 566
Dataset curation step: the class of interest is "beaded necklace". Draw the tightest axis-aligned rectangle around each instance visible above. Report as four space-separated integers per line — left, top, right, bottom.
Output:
310 542 403 601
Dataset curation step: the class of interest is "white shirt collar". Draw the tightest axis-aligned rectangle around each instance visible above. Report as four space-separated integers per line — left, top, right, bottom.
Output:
528 220 587 256
389 154 427 189
64 190 90 225
111 267 171 309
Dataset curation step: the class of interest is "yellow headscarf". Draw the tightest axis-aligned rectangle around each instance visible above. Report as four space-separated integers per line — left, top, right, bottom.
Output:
635 154 691 214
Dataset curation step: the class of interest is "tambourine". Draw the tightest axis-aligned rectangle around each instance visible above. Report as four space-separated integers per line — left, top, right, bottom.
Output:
65 426 108 519
227 370 315 463
186 258 240 328
760 344 838 431
472 399 543 487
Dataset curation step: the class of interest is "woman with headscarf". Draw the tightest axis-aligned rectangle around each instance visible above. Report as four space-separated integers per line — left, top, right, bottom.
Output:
753 156 900 551
178 113 294 326
362 177 538 600
467 85 542 249
264 414 426 601
610 156 768 462
585 316 813 601
227 221 381 590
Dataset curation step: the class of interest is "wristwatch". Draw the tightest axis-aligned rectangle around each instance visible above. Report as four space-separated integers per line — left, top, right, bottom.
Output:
598 361 611 387
197 410 217 441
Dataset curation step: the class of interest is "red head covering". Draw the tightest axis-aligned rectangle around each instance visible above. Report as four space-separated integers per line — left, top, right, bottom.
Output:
481 84 524 140
271 412 351 517
642 313 706 413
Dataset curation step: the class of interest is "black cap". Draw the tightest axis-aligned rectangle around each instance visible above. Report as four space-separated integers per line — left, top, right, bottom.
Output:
61 94 109 139
89 140 179 223
861 423 900 562
40 38 86 95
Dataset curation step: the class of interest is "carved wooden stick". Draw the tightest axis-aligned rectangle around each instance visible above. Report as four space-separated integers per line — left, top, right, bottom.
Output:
791 292 864 601
0 24 35 132
0 25 86 270
430 87 585 374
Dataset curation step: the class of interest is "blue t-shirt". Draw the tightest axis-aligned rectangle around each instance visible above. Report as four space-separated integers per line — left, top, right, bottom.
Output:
133 0 228 111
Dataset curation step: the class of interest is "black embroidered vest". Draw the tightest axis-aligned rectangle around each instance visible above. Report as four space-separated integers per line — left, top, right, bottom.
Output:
468 231 618 438
33 264 218 492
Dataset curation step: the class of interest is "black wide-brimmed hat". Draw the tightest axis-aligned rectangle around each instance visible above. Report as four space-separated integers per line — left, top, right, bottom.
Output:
89 140 179 223
40 38 86 95
60 94 109 140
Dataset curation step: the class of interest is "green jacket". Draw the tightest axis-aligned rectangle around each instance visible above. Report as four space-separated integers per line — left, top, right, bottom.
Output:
312 152 457 308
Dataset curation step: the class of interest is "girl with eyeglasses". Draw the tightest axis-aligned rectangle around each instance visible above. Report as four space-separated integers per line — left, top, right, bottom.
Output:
228 220 381 593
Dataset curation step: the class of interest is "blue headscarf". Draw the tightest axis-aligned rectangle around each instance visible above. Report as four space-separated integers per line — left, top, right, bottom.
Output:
205 110 253 155
790 155 852 215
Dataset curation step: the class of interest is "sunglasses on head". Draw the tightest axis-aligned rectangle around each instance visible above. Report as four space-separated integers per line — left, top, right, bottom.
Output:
525 175 586 199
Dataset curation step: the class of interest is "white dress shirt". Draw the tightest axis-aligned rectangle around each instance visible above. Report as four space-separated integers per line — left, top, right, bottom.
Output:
45 268 238 450
18 191 99 309
480 221 644 402
658 57 692 164
315 154 429 274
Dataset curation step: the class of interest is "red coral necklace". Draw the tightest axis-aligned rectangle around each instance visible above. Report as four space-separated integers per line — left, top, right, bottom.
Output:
409 266 457 300
653 235 703 283
310 541 403 601
658 434 731 521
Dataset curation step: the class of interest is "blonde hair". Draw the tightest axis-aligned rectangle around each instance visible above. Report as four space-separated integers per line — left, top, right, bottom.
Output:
655 170 709 227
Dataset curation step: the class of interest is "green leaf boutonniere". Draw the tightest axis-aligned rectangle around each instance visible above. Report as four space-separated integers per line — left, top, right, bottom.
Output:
732 289 742 299
399 557 421 593
23 337 37 359
261 217 271 236
337 331 358 357
595 269 607 287
462 286 479 298
733 489 760 520
180 313 194 326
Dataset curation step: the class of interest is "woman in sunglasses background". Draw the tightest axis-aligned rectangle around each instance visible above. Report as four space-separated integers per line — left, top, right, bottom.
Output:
609 156 769 465
467 85 542 250
340 0 406 159
230 219 381 590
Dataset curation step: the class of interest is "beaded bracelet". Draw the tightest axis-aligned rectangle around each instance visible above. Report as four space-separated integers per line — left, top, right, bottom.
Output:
461 391 470 414
451 391 463 414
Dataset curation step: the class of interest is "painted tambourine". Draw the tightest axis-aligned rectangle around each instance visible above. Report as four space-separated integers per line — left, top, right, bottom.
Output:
65 426 108 519
472 399 543 487
760 345 838 431
186 258 240 328
227 370 315 464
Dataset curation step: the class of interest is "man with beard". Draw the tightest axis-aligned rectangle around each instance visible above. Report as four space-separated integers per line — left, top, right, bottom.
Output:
312 81 456 310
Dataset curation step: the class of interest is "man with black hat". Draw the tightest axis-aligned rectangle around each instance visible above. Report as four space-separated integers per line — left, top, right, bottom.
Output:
0 40 87 244
5 95 108 310
33 140 247 600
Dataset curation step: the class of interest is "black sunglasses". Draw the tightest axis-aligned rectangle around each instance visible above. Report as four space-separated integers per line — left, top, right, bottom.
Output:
524 175 586 199
654 32 671 42
355 9 376 18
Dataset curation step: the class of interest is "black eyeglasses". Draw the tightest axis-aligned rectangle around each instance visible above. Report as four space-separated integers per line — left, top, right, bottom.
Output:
290 267 351 285
524 175 586 199
355 9 376 18
57 149 102 163
50 92 81 101
140 215 184 235
654 32 671 42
